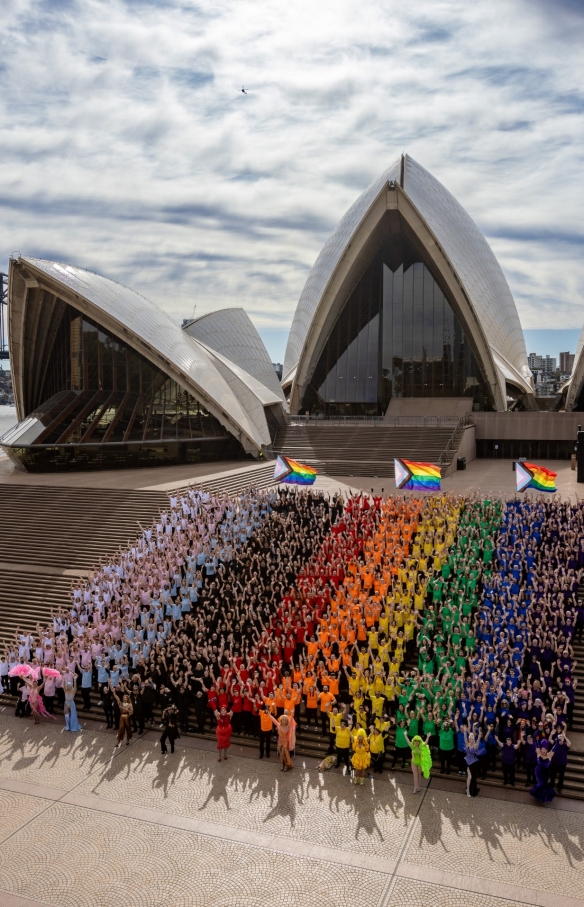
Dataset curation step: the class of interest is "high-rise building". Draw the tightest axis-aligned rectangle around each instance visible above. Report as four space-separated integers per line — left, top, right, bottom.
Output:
560 352 574 374
528 353 556 375
528 353 543 370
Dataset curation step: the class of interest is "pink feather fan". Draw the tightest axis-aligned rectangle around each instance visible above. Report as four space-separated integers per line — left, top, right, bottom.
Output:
8 664 32 678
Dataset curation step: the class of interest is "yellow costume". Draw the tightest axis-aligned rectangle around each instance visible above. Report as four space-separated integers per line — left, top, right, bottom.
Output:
351 728 371 770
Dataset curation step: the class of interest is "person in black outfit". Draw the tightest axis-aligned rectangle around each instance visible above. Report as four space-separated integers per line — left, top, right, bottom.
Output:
176 684 191 733
131 682 145 735
100 683 114 728
160 704 180 754
141 679 155 726
193 690 207 734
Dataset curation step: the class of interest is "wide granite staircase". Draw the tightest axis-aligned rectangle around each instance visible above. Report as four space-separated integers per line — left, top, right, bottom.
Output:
0 485 167 647
272 422 463 478
170 462 277 497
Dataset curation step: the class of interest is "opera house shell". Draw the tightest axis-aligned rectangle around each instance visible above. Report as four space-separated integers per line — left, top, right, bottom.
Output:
283 153 536 415
558 323 584 412
2 153 538 473
1 258 286 472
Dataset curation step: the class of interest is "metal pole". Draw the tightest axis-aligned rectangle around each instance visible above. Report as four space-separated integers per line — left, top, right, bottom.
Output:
0 271 7 363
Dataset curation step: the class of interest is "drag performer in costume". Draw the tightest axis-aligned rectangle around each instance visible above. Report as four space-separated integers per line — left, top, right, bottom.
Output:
351 728 371 785
530 739 556 804
270 710 296 771
214 705 233 761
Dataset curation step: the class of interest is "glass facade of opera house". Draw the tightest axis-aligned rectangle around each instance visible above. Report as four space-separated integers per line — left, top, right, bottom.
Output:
301 223 491 416
2 304 241 472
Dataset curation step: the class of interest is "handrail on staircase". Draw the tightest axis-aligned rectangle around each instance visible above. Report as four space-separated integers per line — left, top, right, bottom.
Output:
438 417 465 467
287 413 475 428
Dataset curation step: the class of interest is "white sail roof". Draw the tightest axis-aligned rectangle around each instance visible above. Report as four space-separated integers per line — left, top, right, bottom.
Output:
16 258 278 452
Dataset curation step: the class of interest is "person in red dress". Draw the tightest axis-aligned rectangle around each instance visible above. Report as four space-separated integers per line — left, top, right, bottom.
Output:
214 705 233 762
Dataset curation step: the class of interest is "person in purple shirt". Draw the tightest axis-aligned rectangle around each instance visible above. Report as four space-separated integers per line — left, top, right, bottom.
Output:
549 731 571 793
495 734 521 786
523 733 538 786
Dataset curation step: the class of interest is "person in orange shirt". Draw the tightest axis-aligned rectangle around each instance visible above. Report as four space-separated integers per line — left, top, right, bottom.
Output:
305 684 318 729
327 654 341 674
306 637 319 660
317 685 336 736
258 703 274 759
274 684 285 716
323 672 339 697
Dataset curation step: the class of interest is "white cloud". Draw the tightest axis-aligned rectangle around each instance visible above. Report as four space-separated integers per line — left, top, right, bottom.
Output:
0 0 583 359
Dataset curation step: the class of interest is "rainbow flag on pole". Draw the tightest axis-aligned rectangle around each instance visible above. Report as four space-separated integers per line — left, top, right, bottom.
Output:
516 462 557 493
394 458 441 492
273 455 317 486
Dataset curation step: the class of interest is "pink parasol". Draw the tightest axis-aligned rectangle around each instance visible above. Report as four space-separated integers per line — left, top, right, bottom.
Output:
42 667 61 679
8 664 32 678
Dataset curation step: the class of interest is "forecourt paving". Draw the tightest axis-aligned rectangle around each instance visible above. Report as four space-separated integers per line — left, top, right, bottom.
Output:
1 712 583 907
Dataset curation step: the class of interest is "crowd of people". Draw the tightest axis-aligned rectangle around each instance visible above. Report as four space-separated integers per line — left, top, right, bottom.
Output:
1 479 581 803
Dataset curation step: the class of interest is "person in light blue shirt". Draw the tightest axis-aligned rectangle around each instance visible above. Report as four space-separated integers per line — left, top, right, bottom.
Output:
80 668 93 711
130 640 142 667
96 659 109 686
110 667 120 688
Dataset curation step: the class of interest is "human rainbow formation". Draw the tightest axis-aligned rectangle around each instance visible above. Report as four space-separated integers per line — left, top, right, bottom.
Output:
3 484 579 798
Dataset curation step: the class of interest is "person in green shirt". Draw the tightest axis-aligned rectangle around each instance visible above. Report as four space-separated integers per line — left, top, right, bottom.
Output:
438 719 455 774
391 719 410 770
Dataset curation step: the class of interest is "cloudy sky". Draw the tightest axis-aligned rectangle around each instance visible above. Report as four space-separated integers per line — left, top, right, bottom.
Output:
1 0 583 361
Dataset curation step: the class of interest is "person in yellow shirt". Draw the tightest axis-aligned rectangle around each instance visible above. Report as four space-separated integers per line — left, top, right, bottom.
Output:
370 691 385 718
335 718 352 771
345 667 361 699
369 725 385 773
404 616 416 641
389 655 400 676
356 644 370 670
377 638 390 664
328 705 342 754
384 677 396 706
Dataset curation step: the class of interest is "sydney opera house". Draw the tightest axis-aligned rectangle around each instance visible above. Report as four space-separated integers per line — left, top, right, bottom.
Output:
1 153 552 472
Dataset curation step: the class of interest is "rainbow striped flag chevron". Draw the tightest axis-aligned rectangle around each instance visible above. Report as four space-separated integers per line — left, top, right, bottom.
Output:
273 455 317 486
515 461 557 493
394 458 441 492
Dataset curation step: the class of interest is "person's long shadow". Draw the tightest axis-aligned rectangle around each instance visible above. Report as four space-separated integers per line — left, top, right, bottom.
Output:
262 774 302 829
249 768 278 809
413 786 584 872
198 763 232 811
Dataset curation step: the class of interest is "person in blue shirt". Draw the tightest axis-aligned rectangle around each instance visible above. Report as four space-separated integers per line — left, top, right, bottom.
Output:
80 668 93 711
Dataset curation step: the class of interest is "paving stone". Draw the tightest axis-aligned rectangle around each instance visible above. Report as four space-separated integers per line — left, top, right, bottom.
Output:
0 801 387 907
403 789 584 899
0 789 53 844
0 713 108 790
389 878 531 907
76 737 416 857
